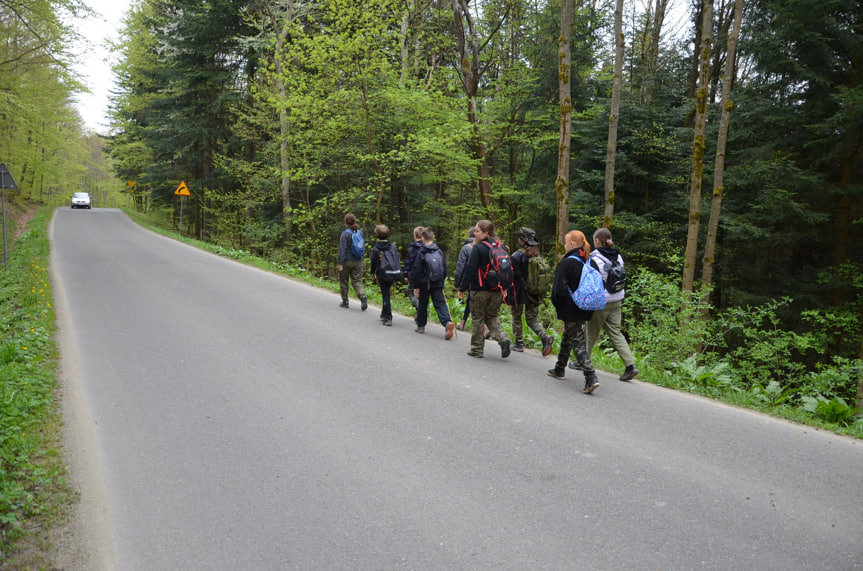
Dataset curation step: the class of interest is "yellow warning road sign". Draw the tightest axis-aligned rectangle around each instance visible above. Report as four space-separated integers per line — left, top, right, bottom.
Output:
174 181 190 196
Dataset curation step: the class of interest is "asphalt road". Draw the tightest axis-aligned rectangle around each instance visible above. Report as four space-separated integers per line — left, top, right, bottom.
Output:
50 208 863 570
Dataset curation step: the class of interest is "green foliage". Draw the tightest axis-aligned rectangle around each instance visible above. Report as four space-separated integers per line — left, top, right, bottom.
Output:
666 355 735 396
801 396 859 427
623 269 710 369
0 207 72 561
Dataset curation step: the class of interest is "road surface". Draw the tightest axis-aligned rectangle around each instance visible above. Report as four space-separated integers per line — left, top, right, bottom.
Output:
50 208 863 570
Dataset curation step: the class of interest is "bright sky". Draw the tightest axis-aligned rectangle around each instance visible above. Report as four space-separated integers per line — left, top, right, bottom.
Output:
72 0 133 134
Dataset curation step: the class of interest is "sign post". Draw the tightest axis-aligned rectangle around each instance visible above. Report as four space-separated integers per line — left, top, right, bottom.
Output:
174 181 190 237
0 163 19 270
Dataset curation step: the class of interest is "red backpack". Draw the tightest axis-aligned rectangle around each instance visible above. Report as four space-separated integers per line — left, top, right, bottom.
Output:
478 240 516 303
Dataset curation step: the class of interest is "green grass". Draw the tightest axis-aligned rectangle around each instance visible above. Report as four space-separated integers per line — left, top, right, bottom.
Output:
0 206 75 566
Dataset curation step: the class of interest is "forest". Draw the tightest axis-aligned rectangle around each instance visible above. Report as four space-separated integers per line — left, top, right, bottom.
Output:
103 0 862 411
1 0 861 415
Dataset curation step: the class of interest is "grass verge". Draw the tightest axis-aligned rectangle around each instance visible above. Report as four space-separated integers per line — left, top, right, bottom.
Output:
0 205 75 568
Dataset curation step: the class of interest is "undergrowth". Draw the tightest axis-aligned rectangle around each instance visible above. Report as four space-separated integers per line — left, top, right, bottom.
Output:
0 206 74 567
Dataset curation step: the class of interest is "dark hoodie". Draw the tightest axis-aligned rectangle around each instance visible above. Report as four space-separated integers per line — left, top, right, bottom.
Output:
550 247 600 322
370 239 396 278
411 242 446 289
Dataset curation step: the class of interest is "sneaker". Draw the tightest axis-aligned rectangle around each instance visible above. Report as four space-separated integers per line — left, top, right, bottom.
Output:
500 339 511 359
467 350 484 358
339 301 349 308
445 321 455 340
383 320 392 327
619 365 639 382
583 375 600 394
415 326 425 334
512 341 524 352
361 296 368 311
455 320 466 331
547 368 565 380
542 335 554 357
568 361 584 371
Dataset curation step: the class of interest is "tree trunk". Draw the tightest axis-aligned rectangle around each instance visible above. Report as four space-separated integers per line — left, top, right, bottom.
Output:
700 0 742 308
260 0 295 245
555 0 573 259
603 0 624 228
682 0 713 294
453 0 492 210
644 0 668 106
857 336 863 415
686 0 704 111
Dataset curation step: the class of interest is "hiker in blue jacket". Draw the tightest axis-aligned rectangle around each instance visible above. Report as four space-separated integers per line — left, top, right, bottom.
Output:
411 228 455 340
337 212 367 310
547 229 600 394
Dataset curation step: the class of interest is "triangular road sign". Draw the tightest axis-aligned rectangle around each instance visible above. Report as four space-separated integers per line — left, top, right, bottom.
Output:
174 181 190 196
0 164 18 190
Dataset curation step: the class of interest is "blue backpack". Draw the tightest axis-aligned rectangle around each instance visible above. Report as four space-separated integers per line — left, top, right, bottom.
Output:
567 255 607 311
350 229 365 258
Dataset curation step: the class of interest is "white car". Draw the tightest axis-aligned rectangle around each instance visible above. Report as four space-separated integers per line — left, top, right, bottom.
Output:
71 192 91 209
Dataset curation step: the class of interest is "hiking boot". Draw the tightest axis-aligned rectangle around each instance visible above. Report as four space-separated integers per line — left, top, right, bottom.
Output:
339 300 349 308
541 335 554 357
583 375 600 394
500 339 511 359
467 350 484 358
415 326 425 334
568 361 584 371
445 321 455 340
619 365 639 382
512 341 524 352
361 296 368 311
455 320 466 331
382 319 392 327
547 368 565 380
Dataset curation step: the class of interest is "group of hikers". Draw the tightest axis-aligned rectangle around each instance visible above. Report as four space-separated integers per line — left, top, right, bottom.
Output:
336 212 639 395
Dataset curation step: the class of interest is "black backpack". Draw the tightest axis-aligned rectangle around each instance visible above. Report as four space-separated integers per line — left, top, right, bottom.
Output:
595 252 626 293
423 249 446 283
377 246 402 283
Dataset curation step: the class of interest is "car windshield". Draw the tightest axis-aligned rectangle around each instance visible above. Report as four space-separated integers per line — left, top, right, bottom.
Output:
73 193 89 198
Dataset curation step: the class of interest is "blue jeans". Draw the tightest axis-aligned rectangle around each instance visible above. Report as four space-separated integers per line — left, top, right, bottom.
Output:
415 287 451 328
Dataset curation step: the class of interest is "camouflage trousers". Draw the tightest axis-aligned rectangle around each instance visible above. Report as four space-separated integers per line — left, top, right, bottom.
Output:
511 299 545 343
555 320 595 376
469 290 509 355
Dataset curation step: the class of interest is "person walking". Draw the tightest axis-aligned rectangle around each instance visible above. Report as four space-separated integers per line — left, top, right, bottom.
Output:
411 228 456 339
510 227 554 356
337 212 368 310
456 219 511 359
584 227 638 381
547 230 600 394
454 226 476 331
370 224 400 326
402 226 424 310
